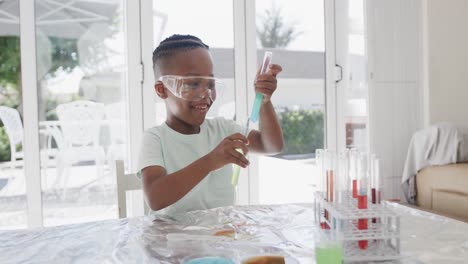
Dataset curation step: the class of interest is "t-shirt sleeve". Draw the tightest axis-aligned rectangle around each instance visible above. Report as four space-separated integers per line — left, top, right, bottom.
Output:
138 130 165 175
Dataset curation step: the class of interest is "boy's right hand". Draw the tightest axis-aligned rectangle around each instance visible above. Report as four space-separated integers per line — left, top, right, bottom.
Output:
207 133 250 171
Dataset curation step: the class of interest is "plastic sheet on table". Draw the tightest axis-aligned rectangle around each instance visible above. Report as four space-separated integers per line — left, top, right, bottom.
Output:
0 203 468 263
128 204 312 263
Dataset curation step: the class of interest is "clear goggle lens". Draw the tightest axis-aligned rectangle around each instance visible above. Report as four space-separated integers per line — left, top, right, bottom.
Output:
159 75 224 102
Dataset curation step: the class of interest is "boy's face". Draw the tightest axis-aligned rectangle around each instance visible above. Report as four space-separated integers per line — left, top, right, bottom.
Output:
159 48 214 132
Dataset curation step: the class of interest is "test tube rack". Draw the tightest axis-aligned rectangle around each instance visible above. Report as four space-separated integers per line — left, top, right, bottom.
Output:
314 191 401 262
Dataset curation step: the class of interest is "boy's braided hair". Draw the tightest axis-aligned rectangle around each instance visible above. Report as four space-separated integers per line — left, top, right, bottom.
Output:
152 34 209 78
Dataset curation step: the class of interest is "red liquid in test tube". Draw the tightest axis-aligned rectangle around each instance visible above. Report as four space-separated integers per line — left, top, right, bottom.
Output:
350 149 358 198
357 194 368 249
352 179 358 198
324 170 334 222
358 193 368 209
371 188 377 223
320 222 330 229
372 157 382 223
357 154 368 250
327 170 334 203
324 172 329 221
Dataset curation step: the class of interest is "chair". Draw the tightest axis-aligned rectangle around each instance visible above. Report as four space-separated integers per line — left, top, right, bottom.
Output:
55 100 106 190
0 106 24 172
115 160 148 218
104 102 127 177
0 107 55 191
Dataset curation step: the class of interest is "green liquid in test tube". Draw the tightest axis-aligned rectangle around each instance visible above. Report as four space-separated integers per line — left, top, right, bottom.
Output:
231 124 248 186
231 149 243 185
231 51 273 186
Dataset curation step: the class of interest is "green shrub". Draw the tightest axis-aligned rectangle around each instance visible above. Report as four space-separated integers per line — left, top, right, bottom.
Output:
278 108 324 155
0 126 11 162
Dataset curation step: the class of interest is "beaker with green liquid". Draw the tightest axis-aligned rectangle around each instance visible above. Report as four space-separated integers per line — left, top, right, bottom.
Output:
315 230 343 264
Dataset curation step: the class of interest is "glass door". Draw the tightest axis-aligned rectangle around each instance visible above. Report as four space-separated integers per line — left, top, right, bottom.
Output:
335 0 369 152
0 0 27 229
33 0 130 226
0 0 143 229
254 0 326 204
2 0 343 228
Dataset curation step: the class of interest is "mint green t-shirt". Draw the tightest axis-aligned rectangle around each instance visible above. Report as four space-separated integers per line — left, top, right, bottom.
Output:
138 117 246 217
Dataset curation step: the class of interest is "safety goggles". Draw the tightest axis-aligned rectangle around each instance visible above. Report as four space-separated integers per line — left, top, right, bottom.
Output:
158 75 224 102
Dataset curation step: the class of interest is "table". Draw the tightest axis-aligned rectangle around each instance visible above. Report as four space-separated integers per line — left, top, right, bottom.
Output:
1 203 467 263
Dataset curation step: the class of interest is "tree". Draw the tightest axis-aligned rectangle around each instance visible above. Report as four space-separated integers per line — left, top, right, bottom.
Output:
0 36 79 161
0 36 79 108
257 3 302 48
48 37 79 74
278 108 324 155
0 37 21 108
0 37 20 88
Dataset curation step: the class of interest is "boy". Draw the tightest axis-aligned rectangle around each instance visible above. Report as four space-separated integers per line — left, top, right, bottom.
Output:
138 34 283 216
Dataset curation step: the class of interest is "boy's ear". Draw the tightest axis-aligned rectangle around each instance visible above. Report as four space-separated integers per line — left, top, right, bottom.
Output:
155 81 168 99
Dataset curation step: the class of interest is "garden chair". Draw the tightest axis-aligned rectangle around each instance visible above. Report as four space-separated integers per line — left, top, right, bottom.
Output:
55 100 106 193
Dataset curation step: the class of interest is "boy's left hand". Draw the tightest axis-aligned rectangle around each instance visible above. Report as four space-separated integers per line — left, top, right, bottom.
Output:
254 64 282 104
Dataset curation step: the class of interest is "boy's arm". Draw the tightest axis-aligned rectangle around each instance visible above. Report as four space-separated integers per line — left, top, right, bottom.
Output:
248 101 284 154
247 64 284 155
142 133 249 211
141 155 212 211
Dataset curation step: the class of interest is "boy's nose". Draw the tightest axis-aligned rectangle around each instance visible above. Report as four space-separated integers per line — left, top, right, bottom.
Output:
197 89 211 99
195 92 213 103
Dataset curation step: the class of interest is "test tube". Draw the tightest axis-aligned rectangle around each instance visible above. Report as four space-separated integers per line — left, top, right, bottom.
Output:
369 155 375 198
370 155 376 223
326 150 336 205
250 51 272 123
328 151 338 229
349 149 359 198
232 52 272 185
322 150 331 226
357 153 368 250
336 152 349 204
316 149 329 229
328 152 341 229
231 51 273 186
344 149 351 195
315 149 325 198
373 157 383 204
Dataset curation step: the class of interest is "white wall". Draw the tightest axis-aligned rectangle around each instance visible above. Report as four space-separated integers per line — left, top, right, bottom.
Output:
426 0 468 127
367 0 424 200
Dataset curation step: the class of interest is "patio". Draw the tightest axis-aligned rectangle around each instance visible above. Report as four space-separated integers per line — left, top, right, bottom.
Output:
0 162 117 229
